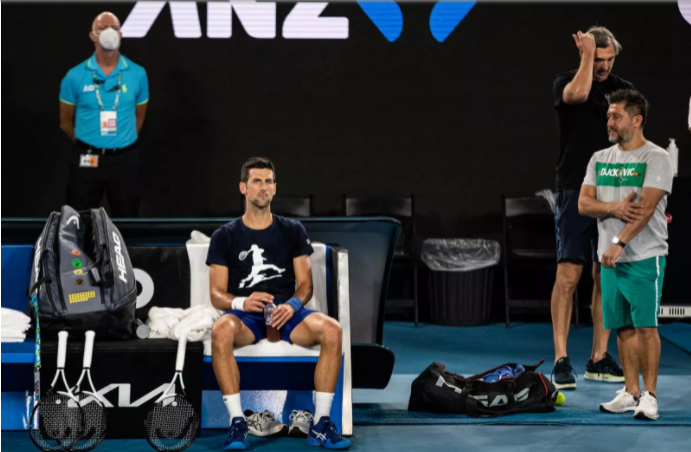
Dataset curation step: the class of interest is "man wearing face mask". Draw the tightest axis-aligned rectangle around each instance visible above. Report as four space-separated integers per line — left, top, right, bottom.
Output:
59 12 149 217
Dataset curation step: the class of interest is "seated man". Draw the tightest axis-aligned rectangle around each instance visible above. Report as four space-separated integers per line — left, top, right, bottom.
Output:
207 157 351 450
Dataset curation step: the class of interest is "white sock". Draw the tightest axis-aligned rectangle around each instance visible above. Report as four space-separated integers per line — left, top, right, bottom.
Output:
223 394 244 422
314 392 335 423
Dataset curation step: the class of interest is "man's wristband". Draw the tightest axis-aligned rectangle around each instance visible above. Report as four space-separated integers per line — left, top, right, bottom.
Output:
286 297 303 313
231 297 246 311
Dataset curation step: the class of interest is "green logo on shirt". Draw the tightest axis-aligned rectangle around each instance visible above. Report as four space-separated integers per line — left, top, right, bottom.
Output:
596 162 646 187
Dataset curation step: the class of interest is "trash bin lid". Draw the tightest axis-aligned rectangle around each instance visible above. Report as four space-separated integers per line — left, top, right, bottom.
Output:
421 238 500 272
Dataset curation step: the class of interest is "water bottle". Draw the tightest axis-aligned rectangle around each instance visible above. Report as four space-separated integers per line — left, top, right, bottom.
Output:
264 302 280 343
667 138 679 177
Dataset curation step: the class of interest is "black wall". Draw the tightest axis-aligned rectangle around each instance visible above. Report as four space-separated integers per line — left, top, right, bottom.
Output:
3 2 691 319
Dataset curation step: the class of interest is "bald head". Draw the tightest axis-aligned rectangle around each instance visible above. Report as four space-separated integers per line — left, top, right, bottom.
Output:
92 12 120 32
90 12 122 51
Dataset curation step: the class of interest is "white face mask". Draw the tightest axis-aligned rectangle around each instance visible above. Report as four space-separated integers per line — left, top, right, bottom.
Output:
97 27 120 51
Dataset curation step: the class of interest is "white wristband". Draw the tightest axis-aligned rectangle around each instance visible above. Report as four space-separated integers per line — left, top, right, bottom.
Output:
231 297 246 311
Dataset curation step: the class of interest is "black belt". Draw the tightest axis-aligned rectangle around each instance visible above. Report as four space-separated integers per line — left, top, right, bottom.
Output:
76 140 137 156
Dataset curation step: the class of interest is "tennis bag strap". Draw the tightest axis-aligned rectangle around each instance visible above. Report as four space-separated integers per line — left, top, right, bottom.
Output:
463 365 558 417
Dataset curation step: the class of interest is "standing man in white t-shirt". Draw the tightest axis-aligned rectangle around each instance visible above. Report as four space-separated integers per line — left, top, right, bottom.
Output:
578 89 674 421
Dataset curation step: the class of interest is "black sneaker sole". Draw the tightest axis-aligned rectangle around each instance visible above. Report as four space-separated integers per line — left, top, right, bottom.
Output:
634 411 659 421
288 426 308 438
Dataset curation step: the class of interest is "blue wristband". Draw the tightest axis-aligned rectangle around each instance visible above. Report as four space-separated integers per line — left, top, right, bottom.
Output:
286 297 303 313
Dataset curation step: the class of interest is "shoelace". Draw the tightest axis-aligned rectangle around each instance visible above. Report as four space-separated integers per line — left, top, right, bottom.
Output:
230 421 246 437
258 410 277 422
639 392 656 408
550 364 578 382
325 420 342 437
601 355 622 373
613 388 639 405
247 410 276 428
289 410 313 424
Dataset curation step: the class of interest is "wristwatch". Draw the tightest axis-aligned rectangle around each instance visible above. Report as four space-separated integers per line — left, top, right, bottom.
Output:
612 237 627 248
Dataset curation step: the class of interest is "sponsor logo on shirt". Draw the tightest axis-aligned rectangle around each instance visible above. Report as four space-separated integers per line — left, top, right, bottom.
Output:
83 85 96 92
596 162 646 187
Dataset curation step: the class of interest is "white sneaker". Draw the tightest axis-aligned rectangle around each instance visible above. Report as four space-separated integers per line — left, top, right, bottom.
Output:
634 391 659 420
599 388 639 413
245 410 288 437
288 409 313 438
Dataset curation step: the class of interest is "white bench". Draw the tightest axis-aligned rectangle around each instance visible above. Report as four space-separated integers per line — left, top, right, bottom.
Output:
186 240 353 434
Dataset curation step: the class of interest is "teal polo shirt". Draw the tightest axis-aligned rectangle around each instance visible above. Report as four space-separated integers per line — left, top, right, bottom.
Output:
60 54 149 149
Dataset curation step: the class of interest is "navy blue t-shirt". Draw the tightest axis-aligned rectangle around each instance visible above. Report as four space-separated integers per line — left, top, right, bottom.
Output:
205 215 314 304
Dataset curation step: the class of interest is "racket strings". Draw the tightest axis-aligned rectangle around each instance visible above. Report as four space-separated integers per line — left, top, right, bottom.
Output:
30 393 84 451
145 395 199 451
71 393 107 451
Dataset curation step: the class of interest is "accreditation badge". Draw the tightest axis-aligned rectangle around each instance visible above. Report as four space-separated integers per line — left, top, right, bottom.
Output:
100 111 118 137
79 154 99 168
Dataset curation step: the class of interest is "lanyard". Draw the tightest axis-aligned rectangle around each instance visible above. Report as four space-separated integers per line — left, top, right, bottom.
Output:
93 71 122 111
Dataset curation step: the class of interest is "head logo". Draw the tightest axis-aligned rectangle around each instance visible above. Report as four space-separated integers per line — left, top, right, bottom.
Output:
112 232 128 284
121 1 476 42
67 215 81 229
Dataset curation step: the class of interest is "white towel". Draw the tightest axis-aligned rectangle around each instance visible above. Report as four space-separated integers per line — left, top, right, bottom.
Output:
1 329 29 342
1 308 32 342
146 305 221 354
1 307 32 325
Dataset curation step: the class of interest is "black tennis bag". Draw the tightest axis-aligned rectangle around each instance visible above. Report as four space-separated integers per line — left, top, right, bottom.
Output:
28 205 137 339
408 360 559 417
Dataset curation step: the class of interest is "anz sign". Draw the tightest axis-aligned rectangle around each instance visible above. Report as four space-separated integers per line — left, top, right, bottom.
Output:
121 1 476 42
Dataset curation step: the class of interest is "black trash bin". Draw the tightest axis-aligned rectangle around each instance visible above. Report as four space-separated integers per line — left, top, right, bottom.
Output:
422 239 500 326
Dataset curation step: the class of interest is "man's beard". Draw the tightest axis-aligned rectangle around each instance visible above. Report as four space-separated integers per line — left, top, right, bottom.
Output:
609 129 631 144
250 198 271 209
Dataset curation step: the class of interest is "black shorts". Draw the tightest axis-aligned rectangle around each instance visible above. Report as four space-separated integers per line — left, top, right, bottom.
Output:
555 190 598 264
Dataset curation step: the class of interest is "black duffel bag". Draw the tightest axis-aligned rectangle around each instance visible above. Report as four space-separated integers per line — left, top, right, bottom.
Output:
28 205 137 339
408 360 560 417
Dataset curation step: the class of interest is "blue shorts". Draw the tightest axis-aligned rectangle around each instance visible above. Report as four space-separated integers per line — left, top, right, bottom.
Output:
555 190 598 264
224 307 318 344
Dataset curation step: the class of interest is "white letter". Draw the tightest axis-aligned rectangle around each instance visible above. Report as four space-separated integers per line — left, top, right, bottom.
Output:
207 1 277 39
122 1 201 38
283 2 348 39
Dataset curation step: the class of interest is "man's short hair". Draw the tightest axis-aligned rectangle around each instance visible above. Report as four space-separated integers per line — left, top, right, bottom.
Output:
608 89 650 127
241 157 276 183
586 25 622 55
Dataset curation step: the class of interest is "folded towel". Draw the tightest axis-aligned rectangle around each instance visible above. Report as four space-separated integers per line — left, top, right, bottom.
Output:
1 307 32 325
2 329 28 342
147 305 221 344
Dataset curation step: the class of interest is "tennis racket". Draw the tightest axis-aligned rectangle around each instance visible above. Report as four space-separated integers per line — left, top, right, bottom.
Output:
30 331 85 452
70 331 107 451
144 336 200 452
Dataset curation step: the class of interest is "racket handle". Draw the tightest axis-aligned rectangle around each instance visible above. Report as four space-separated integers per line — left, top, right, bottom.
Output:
84 330 96 368
176 336 187 372
57 331 69 369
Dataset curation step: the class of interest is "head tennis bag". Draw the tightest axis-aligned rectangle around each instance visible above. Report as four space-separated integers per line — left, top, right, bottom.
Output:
28 205 137 339
408 360 559 417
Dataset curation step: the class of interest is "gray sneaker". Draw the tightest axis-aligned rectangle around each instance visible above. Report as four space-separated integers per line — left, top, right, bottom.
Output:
288 409 313 438
245 410 288 437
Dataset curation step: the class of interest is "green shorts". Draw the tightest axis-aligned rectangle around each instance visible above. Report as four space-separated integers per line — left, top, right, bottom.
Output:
601 256 666 330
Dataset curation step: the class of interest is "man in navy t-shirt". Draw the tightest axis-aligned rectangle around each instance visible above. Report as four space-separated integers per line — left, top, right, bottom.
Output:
207 157 351 450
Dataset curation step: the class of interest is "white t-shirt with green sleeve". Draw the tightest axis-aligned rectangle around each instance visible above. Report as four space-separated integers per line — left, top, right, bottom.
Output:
582 141 674 263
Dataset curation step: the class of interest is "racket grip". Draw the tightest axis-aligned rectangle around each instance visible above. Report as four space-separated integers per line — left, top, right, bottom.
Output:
84 330 96 368
57 331 69 369
176 336 187 372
